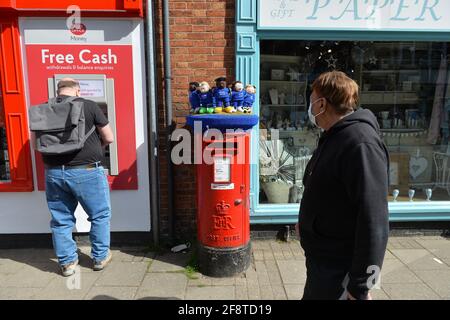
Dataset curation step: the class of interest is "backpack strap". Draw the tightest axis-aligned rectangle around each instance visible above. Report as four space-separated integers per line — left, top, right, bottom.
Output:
82 125 97 143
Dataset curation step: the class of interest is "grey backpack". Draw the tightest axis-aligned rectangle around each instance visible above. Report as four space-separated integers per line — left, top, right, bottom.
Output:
29 96 95 155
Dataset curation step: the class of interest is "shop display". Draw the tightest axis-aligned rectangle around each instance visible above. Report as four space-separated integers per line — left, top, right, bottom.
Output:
259 40 450 203
260 54 308 133
259 139 297 203
189 79 256 115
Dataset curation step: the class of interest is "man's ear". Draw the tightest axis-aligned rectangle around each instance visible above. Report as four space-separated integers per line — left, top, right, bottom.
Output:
319 99 327 111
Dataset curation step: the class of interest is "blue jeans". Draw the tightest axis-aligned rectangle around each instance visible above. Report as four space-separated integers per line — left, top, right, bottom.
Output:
45 166 111 266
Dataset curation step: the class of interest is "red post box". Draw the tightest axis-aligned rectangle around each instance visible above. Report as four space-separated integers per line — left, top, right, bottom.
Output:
187 115 258 277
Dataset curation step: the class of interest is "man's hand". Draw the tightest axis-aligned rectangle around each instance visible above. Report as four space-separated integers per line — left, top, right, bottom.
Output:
347 292 372 300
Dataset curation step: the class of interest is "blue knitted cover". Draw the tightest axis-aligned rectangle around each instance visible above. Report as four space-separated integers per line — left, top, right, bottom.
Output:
186 114 259 131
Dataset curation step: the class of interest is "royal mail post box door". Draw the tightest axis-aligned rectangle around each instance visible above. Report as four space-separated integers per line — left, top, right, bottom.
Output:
197 133 250 249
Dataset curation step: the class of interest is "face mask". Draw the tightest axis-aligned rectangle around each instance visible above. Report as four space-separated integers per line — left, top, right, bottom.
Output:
308 98 325 128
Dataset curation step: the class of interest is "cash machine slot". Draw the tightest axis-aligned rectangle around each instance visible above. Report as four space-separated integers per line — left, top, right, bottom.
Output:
48 74 119 176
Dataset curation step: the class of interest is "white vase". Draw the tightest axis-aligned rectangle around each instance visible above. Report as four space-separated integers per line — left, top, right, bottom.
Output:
261 181 291 203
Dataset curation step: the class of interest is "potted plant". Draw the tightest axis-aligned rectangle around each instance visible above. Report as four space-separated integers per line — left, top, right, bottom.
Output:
259 139 295 203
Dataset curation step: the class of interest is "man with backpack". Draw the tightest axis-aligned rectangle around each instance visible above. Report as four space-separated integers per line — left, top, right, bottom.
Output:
29 78 114 276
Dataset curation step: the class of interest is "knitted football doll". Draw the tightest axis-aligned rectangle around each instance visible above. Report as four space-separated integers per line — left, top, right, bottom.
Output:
198 81 214 114
231 81 245 113
242 84 256 113
188 81 200 114
212 77 231 113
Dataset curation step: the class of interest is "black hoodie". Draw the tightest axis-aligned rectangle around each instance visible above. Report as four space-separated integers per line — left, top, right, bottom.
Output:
299 108 389 299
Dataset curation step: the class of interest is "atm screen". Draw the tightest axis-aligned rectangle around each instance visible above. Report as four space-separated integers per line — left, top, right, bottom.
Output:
79 80 105 98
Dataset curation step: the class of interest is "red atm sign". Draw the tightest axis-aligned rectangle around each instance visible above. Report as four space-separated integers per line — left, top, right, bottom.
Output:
26 44 138 190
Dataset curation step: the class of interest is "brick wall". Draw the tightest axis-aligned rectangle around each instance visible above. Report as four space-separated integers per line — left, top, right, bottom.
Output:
153 0 236 240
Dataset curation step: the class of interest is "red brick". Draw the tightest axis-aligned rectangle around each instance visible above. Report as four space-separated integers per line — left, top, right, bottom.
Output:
154 0 235 239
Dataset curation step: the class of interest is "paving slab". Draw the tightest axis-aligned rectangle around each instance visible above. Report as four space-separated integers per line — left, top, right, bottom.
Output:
260 284 275 299
1 263 59 288
253 250 264 261
210 277 236 286
95 262 148 287
380 259 422 284
428 248 450 260
277 260 307 284
382 283 441 300
246 285 261 300
255 261 271 286
235 285 248 300
390 249 449 270
187 275 213 287
284 284 303 300
135 272 187 300
85 286 138 300
148 253 189 272
0 260 26 276
272 284 288 300
265 260 283 285
38 272 100 300
414 269 450 298
370 288 390 300
0 288 44 299
185 285 235 300
415 239 450 250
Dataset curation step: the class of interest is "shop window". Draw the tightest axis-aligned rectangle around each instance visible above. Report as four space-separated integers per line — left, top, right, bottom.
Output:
259 40 450 203
0 81 11 182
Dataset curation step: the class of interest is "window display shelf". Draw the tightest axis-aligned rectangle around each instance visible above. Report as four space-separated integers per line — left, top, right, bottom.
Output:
360 91 419 104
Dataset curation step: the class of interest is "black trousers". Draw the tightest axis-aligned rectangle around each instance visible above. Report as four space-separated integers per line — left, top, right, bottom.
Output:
302 255 351 300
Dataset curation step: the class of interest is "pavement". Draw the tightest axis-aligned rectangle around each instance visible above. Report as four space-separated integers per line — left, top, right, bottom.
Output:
0 236 450 300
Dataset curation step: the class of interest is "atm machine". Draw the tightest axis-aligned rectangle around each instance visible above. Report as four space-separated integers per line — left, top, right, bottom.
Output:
47 74 119 176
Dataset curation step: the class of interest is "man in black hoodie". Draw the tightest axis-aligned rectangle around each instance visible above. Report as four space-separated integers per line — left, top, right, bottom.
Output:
297 71 389 300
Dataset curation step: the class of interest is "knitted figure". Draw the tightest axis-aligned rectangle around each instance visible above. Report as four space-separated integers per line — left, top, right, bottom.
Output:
212 77 231 113
242 84 256 114
231 81 245 113
198 81 214 114
188 82 200 114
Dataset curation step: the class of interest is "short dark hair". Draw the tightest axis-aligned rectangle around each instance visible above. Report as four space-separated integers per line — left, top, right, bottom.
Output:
215 77 226 83
57 79 80 94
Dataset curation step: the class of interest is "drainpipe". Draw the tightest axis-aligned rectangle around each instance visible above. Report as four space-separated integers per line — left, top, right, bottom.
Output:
145 0 160 245
162 0 175 242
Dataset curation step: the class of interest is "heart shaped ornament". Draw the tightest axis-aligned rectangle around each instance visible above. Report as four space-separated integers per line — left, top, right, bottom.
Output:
410 156 428 180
